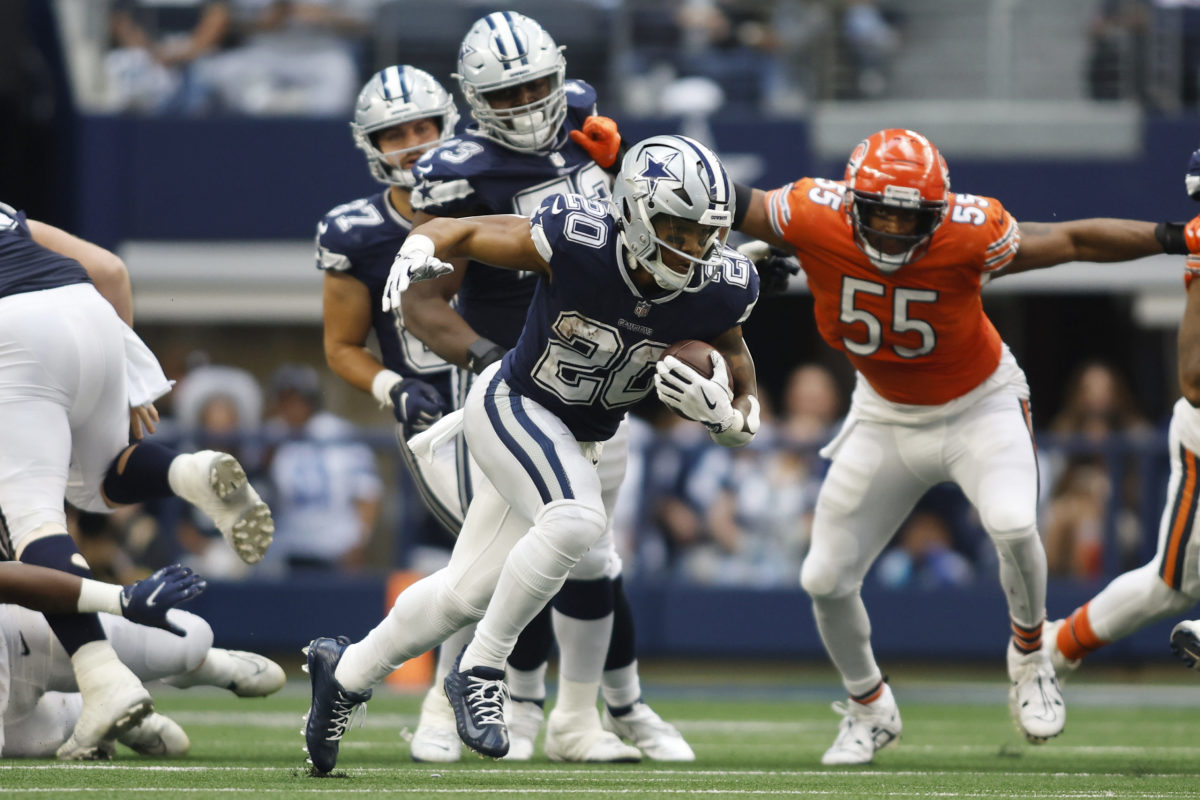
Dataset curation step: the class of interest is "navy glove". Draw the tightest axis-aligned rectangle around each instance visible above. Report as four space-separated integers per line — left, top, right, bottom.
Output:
1187 147 1200 201
390 378 449 439
119 564 207 637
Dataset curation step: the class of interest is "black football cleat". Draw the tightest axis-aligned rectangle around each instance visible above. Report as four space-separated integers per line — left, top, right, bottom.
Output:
443 648 510 758
302 636 372 774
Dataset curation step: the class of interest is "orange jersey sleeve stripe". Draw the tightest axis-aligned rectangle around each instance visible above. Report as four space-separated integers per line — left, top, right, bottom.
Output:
765 184 795 239
1160 444 1200 589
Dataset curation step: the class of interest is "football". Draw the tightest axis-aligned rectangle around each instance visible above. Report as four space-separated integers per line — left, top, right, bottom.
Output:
660 339 723 384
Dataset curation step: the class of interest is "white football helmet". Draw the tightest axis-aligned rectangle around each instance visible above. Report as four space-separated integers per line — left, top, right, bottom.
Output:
612 135 733 296
351 65 459 188
454 12 567 153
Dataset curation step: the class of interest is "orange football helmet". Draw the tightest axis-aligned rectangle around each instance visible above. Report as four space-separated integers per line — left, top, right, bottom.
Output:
844 128 950 273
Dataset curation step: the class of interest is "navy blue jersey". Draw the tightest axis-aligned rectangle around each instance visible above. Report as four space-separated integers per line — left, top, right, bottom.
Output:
316 191 453 393
0 203 90 299
502 193 759 442
410 80 612 349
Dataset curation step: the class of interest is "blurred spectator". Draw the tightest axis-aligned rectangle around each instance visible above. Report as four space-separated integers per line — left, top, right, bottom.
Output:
779 362 843 445
673 0 783 114
839 0 900 100
1085 0 1149 102
170 362 264 579
1042 360 1151 578
260 364 382 574
104 0 232 114
875 508 974 590
194 0 371 116
1151 0 1200 109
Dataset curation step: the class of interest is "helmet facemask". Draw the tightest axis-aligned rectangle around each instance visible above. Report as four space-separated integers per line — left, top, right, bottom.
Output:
848 188 946 273
612 135 734 299
844 128 949 273
456 12 568 154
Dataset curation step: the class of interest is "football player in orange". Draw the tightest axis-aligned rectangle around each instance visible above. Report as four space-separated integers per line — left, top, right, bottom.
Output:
1041 149 1200 676
734 128 1200 765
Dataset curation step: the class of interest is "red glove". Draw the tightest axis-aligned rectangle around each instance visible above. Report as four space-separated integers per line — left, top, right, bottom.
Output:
569 115 621 169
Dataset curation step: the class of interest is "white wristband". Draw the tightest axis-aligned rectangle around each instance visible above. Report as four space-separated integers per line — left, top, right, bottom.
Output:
372 369 403 409
400 233 436 259
77 578 123 616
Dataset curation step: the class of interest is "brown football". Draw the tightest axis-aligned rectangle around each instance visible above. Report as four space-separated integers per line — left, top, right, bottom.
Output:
660 339 721 383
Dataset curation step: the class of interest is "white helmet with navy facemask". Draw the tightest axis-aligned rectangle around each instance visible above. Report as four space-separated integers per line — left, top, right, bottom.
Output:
612 135 733 297
351 65 459 188
454 11 567 154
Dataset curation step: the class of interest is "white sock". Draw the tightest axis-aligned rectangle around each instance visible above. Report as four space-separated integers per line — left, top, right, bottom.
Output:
506 662 548 702
993 530 1047 627
601 662 641 709
462 528 577 672
553 676 601 719
436 624 476 683
165 648 236 688
811 592 882 695
552 609 611 685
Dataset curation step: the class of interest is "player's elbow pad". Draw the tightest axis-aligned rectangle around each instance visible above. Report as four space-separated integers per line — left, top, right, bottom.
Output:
709 395 760 447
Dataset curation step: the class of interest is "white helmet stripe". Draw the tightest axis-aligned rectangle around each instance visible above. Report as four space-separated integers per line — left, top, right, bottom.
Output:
676 136 730 208
486 12 530 70
380 66 406 102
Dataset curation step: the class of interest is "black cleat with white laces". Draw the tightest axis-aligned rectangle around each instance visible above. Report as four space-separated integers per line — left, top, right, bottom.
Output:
443 648 510 759
303 636 372 774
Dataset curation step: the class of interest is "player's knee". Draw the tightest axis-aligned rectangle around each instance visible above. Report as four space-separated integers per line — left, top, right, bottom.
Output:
568 541 610 581
1150 578 1197 616
533 500 607 558
800 553 851 598
980 507 1038 541
163 610 214 674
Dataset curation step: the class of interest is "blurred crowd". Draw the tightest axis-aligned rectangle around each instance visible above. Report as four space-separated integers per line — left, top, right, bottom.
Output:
95 0 901 118
73 352 1170 592
84 0 1200 119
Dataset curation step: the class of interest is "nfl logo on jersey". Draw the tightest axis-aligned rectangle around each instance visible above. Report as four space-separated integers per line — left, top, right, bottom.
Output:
634 301 651 318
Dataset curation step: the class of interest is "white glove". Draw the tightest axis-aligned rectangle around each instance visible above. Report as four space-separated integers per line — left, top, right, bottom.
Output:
382 234 454 313
654 351 738 433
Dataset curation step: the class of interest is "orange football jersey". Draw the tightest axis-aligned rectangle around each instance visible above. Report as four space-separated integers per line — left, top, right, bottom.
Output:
764 178 1020 405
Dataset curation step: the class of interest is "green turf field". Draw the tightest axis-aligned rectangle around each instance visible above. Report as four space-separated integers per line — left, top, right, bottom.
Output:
4 665 1198 799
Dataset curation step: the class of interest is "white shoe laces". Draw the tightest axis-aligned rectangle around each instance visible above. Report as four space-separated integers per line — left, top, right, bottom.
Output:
323 691 367 742
466 675 510 726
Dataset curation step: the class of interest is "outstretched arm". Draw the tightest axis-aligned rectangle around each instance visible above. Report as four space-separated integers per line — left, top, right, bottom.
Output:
412 214 551 274
1003 218 1163 276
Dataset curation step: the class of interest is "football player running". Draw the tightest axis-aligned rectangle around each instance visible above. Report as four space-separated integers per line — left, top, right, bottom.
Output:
732 128 1200 764
302 135 759 771
314 65 472 762
0 203 274 759
0 566 285 759
1027 150 1200 676
394 12 693 763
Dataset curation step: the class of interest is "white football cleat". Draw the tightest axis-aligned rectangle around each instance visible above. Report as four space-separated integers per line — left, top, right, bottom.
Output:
1170 619 1200 670
544 708 642 763
502 699 544 761
224 650 286 697
119 713 191 756
169 450 274 564
1041 618 1081 680
57 664 154 760
602 702 694 761
820 683 902 766
1008 642 1066 743
410 685 462 763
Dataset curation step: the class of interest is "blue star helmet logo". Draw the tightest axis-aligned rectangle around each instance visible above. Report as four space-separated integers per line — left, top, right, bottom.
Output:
637 151 679 195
